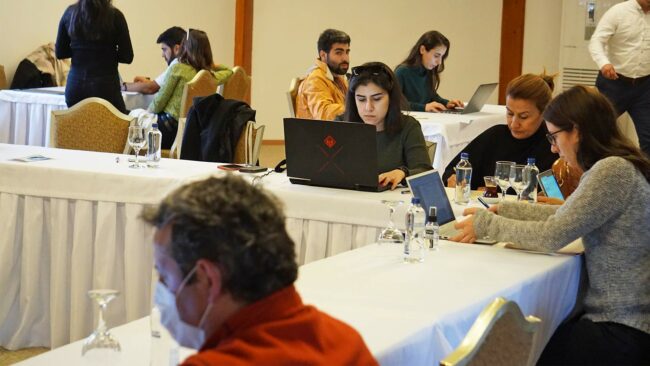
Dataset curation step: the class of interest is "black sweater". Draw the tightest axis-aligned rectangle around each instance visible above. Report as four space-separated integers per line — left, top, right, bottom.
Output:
55 5 133 77
442 124 558 190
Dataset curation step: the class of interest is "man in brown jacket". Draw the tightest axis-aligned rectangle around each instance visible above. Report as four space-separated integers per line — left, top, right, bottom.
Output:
296 29 351 120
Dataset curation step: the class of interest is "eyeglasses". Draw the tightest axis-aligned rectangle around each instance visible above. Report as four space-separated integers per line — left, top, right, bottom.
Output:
351 64 388 77
546 128 568 145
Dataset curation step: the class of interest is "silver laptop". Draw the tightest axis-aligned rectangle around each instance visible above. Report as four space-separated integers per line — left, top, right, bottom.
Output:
406 169 496 244
441 83 498 114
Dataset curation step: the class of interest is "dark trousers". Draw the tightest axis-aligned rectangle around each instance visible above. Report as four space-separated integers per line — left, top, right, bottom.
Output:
156 112 178 149
596 73 650 158
65 70 127 114
537 317 650 365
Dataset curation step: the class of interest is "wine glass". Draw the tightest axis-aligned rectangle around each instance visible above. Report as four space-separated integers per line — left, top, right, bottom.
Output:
82 289 121 355
378 200 404 244
128 126 146 168
509 164 526 201
494 161 515 202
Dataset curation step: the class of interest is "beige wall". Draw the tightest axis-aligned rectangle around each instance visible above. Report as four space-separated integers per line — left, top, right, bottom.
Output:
522 0 562 88
252 0 504 140
0 0 236 86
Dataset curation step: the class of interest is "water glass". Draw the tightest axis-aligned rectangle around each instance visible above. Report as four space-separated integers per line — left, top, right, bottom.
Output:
509 164 526 201
378 200 404 244
128 126 146 169
494 161 515 202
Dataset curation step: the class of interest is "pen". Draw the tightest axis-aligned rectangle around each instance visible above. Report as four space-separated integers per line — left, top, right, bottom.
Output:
401 189 411 194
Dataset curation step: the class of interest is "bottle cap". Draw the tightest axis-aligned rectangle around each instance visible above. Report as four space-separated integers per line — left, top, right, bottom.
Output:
527 157 535 164
461 152 469 160
152 123 158 128
428 206 437 220
411 197 420 205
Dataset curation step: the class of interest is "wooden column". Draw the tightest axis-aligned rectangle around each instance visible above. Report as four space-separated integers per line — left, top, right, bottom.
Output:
499 0 526 104
234 0 254 103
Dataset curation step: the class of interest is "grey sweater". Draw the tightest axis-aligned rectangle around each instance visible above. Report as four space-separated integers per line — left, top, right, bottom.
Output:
474 156 650 334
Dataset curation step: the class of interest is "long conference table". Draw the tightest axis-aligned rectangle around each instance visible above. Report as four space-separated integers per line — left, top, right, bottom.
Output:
0 143 430 349
0 87 154 147
16 243 581 366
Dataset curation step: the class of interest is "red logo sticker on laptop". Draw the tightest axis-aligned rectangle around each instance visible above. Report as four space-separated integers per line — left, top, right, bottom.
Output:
324 135 336 148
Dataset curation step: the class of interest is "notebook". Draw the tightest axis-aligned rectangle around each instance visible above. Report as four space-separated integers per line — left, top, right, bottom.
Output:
441 83 498 114
406 169 496 244
283 118 389 192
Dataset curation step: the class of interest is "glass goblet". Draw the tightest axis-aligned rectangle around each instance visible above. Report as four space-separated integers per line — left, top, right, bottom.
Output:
378 200 404 244
81 289 121 356
509 164 527 201
128 126 146 169
494 161 515 202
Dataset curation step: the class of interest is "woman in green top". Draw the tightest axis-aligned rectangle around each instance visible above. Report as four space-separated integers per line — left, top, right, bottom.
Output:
395 31 463 112
149 29 232 148
343 62 432 190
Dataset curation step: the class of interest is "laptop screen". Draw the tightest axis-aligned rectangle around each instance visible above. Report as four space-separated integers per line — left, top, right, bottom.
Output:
406 170 455 225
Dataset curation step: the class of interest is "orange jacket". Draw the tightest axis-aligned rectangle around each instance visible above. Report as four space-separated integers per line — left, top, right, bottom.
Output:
181 285 377 366
296 59 348 121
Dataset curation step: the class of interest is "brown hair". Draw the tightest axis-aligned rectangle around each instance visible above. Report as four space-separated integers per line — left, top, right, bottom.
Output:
506 71 556 113
177 29 214 72
543 85 650 182
398 31 450 92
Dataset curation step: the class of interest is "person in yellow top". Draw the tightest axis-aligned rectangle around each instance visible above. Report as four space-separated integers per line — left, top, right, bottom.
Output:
148 29 232 149
296 29 350 121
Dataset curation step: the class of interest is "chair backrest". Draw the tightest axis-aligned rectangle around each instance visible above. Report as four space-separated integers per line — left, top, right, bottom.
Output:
168 117 187 159
551 157 582 199
222 66 251 101
440 297 541 366
426 141 437 166
286 76 304 118
0 65 7 89
233 121 265 165
50 98 133 153
179 70 219 119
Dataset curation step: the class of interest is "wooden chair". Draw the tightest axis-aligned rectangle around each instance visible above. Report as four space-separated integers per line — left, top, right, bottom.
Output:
286 76 304 118
233 121 265 165
168 117 187 159
221 66 251 102
552 158 582 199
440 297 541 366
50 97 134 153
179 69 219 120
0 65 7 89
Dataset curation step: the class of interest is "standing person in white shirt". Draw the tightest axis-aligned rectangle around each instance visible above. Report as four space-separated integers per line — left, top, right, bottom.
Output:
589 0 650 158
123 26 186 94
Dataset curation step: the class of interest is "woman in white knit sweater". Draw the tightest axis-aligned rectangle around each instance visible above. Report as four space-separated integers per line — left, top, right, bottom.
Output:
452 85 650 365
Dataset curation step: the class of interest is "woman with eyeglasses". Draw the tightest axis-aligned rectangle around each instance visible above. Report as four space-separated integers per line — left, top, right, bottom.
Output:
343 62 432 190
394 31 463 112
442 72 559 190
452 85 650 365
148 29 233 149
56 0 133 113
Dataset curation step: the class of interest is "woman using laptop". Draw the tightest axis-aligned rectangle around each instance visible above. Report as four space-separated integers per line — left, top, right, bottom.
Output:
394 31 463 112
443 72 559 190
452 86 650 365
343 62 432 190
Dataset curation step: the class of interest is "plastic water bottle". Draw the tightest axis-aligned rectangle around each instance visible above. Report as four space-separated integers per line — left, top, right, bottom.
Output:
404 197 425 263
146 123 162 168
455 153 472 205
424 206 439 251
522 157 539 203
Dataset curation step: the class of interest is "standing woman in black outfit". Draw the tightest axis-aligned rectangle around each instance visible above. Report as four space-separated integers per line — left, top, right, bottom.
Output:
55 0 133 113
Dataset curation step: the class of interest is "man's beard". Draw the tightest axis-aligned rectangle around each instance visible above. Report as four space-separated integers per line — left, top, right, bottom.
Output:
328 62 349 76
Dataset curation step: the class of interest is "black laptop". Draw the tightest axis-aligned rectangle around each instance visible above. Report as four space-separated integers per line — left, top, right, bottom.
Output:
283 118 389 192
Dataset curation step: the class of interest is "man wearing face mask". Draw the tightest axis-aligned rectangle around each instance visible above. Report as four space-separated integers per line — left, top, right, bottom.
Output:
296 28 351 120
142 175 377 365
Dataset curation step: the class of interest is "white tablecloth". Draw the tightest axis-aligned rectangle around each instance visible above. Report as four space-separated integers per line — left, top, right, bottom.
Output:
0 143 432 349
0 87 154 147
409 105 506 170
17 243 581 366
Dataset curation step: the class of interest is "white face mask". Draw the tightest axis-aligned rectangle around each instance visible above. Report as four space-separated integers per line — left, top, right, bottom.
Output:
154 266 210 349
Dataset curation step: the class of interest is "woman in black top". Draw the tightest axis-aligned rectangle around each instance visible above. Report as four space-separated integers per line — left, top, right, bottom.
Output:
343 62 431 190
443 73 559 190
55 0 133 113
